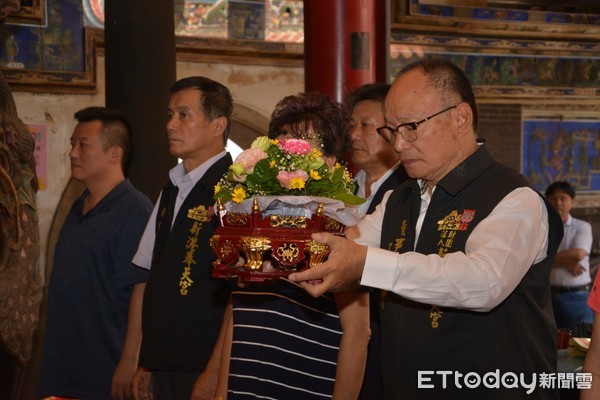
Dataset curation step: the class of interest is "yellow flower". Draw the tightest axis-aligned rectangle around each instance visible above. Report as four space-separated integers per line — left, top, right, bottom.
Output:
309 148 325 169
232 186 247 203
343 168 352 183
290 177 306 189
212 135 364 207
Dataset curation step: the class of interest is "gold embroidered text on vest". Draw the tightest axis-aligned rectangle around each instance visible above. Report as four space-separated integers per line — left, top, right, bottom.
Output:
388 219 408 252
429 305 443 329
179 205 214 295
429 209 476 327
383 219 408 310
436 209 476 257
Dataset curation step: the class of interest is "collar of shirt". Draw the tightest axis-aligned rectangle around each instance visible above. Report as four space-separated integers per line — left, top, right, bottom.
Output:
565 214 573 226
168 150 228 216
414 181 434 246
354 161 402 198
355 161 402 216
169 150 228 192
77 179 131 217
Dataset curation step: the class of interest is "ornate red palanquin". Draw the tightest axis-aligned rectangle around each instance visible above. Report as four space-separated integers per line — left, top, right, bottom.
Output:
210 199 343 282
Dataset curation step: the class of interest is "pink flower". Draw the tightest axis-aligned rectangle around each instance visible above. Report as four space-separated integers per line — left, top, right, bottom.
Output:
278 139 311 155
234 147 268 172
277 169 309 189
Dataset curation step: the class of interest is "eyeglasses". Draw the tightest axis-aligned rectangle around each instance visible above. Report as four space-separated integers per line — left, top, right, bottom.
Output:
376 105 458 144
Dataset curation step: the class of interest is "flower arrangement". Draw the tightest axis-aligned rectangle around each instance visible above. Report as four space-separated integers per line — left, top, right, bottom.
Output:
214 136 364 206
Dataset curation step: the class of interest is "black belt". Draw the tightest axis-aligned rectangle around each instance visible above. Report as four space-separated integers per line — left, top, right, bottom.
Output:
551 284 591 293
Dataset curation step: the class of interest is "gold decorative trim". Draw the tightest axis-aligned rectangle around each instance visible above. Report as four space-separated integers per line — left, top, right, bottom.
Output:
269 215 308 228
306 240 330 268
225 212 248 225
240 236 271 270
275 243 301 264
324 218 341 232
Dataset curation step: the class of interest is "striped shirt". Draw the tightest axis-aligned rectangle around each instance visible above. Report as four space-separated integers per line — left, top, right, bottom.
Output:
228 279 342 399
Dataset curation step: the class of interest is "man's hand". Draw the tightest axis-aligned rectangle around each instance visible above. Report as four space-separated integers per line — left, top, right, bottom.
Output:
132 368 153 400
191 369 217 400
566 263 586 277
111 357 137 399
288 232 367 297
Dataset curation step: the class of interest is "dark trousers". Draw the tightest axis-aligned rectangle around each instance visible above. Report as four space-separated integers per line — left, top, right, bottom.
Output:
551 289 593 332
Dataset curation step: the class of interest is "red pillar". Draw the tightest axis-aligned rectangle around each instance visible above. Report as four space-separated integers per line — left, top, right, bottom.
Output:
374 0 391 84
304 0 388 103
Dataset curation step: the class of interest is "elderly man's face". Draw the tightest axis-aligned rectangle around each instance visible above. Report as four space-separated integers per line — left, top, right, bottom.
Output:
383 69 463 187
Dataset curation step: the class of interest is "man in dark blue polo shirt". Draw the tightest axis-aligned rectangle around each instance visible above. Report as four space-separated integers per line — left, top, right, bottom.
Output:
39 107 152 400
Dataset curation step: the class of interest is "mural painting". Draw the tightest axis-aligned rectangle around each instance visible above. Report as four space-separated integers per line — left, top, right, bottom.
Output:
1 0 82 71
522 120 600 193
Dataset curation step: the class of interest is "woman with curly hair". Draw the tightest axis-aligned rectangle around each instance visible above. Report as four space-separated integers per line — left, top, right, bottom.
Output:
210 92 370 400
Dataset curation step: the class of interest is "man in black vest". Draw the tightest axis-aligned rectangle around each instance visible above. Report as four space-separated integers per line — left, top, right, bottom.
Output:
345 83 409 399
131 77 233 399
291 59 563 399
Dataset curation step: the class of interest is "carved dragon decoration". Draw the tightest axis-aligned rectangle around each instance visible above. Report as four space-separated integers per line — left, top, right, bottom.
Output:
0 0 43 365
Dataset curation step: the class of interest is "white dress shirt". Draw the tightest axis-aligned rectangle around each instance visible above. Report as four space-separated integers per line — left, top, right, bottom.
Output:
549 214 592 287
356 184 550 312
354 161 402 218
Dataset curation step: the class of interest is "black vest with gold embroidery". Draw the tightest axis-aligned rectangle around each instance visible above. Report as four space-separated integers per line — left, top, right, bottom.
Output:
379 145 562 399
140 154 232 372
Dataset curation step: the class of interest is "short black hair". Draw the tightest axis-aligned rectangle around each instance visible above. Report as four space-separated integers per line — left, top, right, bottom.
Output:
545 181 576 199
344 83 390 113
169 76 233 143
74 106 132 169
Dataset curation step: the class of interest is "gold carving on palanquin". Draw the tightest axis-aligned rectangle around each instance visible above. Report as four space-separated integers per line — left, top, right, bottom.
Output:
209 235 219 253
269 215 307 228
276 243 301 263
324 218 341 231
240 236 271 270
218 239 234 259
225 212 248 225
306 240 330 268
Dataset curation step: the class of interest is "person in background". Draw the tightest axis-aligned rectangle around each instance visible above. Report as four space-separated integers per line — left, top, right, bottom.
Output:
213 92 370 400
346 83 408 217
131 76 233 400
289 58 564 399
38 107 153 400
582 270 600 399
545 181 594 333
345 82 409 399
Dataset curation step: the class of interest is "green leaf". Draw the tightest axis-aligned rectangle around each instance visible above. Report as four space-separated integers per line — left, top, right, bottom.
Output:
330 189 365 205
